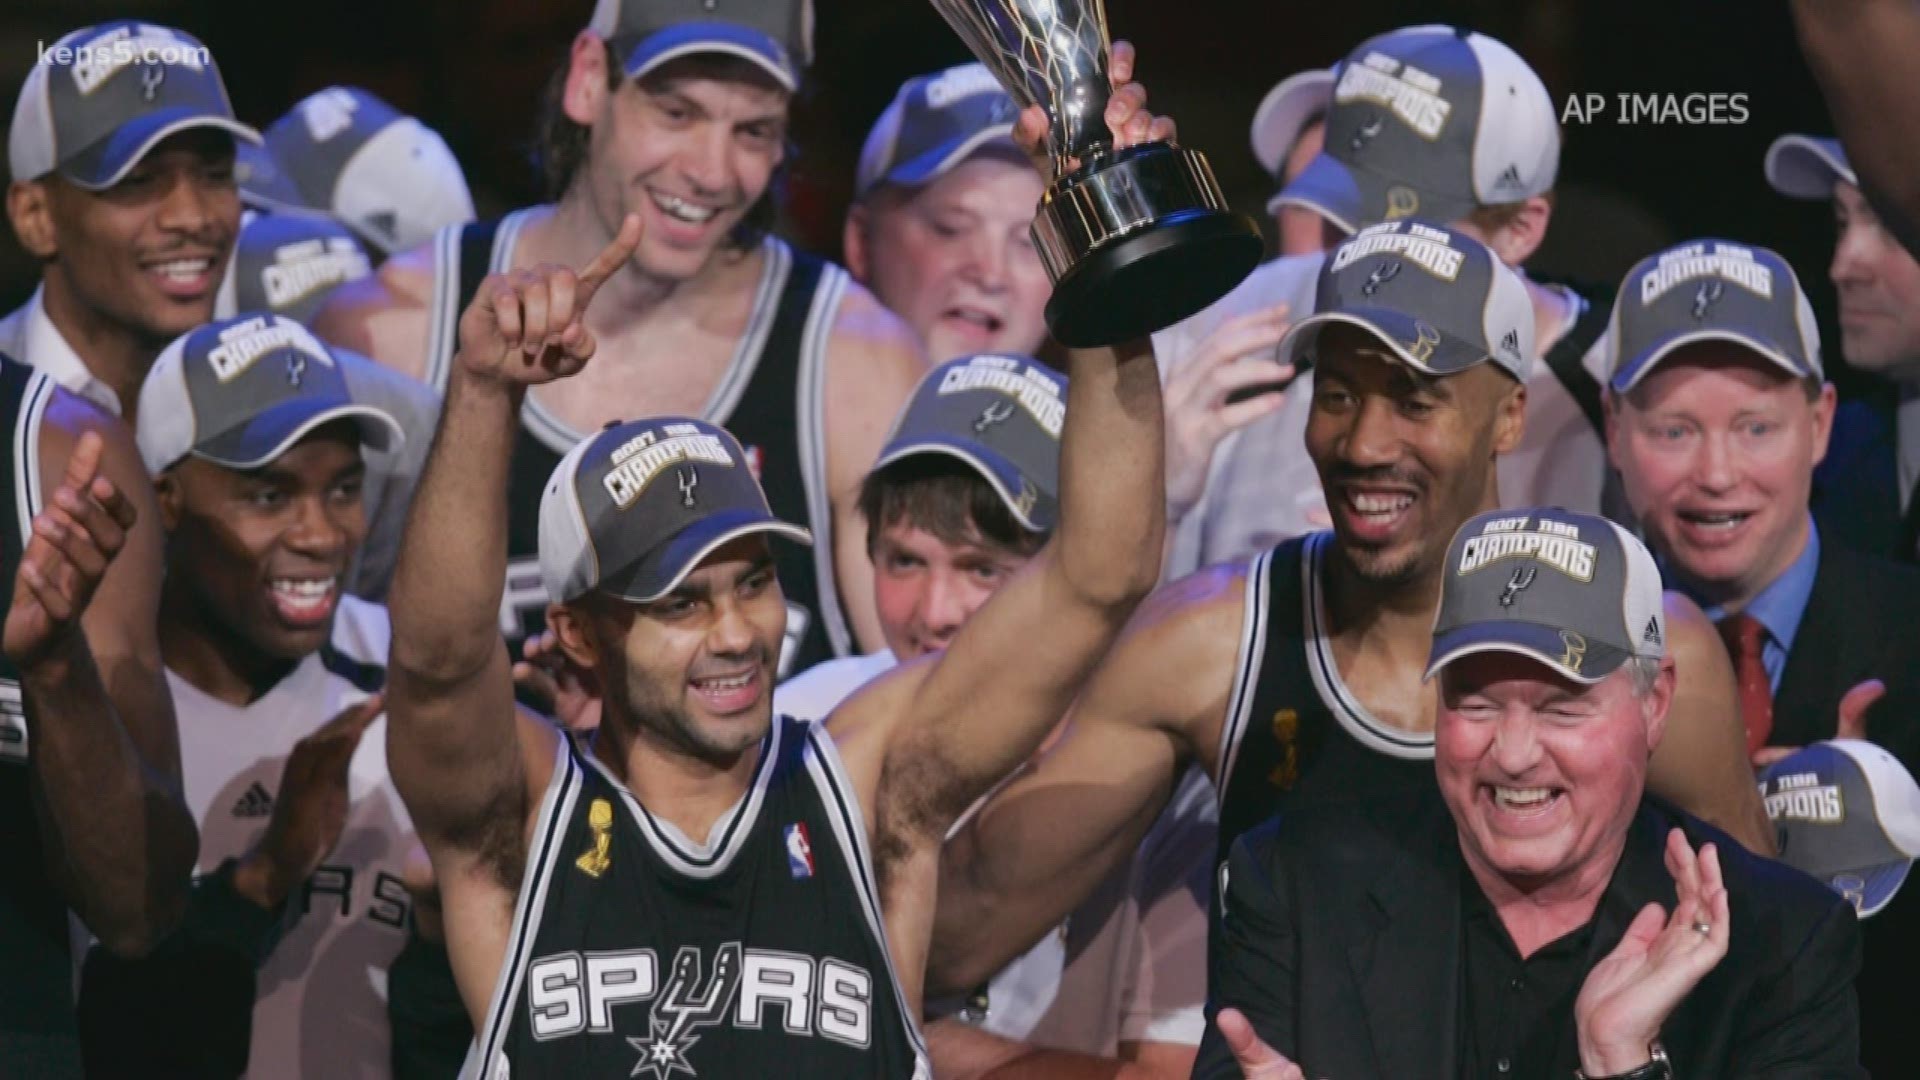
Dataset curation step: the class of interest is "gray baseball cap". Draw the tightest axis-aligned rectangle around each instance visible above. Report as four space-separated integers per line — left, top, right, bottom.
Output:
1606 239 1822 394
253 87 476 255
216 211 375 325
1428 507 1667 685
873 354 1065 533
9 21 260 188
1765 135 1856 201
136 314 404 474
539 417 811 604
856 63 1021 198
1761 739 1920 918
1275 25 1559 235
588 0 813 93
1279 218 1535 381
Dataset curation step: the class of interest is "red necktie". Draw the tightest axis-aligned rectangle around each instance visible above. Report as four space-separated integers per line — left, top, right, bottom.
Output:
1716 613 1773 754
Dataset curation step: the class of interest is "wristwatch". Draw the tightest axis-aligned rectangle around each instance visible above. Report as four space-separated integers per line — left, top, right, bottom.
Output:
1575 1042 1672 1080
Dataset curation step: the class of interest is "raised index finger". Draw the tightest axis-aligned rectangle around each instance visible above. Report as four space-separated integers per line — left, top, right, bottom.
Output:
575 213 644 308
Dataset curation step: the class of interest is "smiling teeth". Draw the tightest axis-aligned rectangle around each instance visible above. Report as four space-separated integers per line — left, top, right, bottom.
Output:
271 577 334 599
650 192 716 224
1350 493 1413 514
1495 786 1553 808
696 672 752 691
155 258 211 280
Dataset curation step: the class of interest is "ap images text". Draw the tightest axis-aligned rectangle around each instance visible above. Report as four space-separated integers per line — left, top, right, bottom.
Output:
1562 93 1750 125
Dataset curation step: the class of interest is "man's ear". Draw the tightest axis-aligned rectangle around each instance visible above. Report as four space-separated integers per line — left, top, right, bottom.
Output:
1809 380 1838 467
546 601 601 671
1643 656 1678 752
152 470 184 533
563 31 617 128
7 180 58 260
1491 378 1527 455
1483 195 1552 267
843 202 873 283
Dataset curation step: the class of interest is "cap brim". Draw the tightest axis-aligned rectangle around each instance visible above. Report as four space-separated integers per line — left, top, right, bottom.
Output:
1765 135 1855 201
1273 152 1479 237
234 143 317 215
193 400 404 471
59 111 262 191
1837 859 1913 918
1609 330 1817 394
618 23 799 92
1426 620 1632 685
1280 309 1489 377
1250 69 1335 176
600 508 813 604
877 125 1020 191
873 436 1052 532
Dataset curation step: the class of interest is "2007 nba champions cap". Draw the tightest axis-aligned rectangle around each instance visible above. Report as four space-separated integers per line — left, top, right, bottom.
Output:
1279 219 1535 381
1428 507 1667 684
136 313 403 474
10 21 260 188
856 63 1021 198
1761 739 1920 917
588 0 814 93
216 211 375 325
1605 239 1822 394
249 87 476 256
872 354 1065 533
1250 67 1335 215
539 418 811 604
1764 134 1856 201
1275 26 1558 236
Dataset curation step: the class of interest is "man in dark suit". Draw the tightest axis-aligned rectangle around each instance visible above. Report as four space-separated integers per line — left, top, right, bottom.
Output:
1767 134 1920 564
1198 508 1863 1080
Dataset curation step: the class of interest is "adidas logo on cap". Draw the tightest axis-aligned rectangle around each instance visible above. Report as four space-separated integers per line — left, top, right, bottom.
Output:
1495 163 1525 191
232 780 274 818
1499 329 1521 358
1644 616 1663 646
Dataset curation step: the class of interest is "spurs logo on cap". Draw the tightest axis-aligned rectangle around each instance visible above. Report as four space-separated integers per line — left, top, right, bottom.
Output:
1361 260 1401 296
974 399 1016 433
601 425 734 511
1349 112 1385 152
1331 221 1464 280
1639 241 1774 305
139 62 164 101
1334 51 1452 139
1457 517 1598 580
1691 280 1725 320
1498 565 1536 607
285 353 306 387
938 357 1065 437
678 466 699 508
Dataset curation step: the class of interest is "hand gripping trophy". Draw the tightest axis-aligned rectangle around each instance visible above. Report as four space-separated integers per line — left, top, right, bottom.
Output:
930 0 1263 346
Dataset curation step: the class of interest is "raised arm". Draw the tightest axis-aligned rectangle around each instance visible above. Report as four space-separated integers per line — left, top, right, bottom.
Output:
1647 592 1775 854
9 399 196 955
386 216 642 872
930 566 1241 994
1791 0 1920 255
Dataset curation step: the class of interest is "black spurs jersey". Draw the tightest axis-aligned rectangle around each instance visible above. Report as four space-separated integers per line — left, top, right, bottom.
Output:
424 212 855 677
1214 532 1439 869
0 358 82 1076
463 716 930 1079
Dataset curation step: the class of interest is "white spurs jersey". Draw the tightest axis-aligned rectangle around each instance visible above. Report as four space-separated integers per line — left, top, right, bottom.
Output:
168 596 412 1078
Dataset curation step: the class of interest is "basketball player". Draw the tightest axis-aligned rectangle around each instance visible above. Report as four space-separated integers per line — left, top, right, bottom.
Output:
932 221 1770 998
387 68 1169 1068
315 0 929 672
77 314 415 1075
0 355 195 1075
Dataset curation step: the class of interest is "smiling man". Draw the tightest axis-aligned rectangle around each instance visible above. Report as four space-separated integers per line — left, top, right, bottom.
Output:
843 63 1051 365
1197 508 1863 1080
315 0 928 672
3 21 256 425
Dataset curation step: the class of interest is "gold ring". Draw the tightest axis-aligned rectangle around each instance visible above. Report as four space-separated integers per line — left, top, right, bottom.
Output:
1691 920 1712 935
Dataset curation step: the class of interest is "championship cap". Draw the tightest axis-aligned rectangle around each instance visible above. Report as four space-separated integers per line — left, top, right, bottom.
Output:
856 63 1021 198
1764 135 1856 201
1761 739 1920 918
254 87 476 255
216 211 375 324
539 417 811 604
10 21 260 188
587 0 814 93
1278 219 1534 381
1605 239 1822 394
1274 26 1558 236
1427 507 1667 685
136 313 404 475
1251 67 1335 213
873 354 1065 533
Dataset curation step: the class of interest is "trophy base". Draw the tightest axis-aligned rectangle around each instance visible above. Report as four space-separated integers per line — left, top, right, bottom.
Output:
1034 141 1264 348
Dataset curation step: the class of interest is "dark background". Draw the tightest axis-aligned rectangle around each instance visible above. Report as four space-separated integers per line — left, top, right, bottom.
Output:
0 0 1854 385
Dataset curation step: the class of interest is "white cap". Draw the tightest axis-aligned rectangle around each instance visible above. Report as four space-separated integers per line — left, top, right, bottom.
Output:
1250 67 1336 178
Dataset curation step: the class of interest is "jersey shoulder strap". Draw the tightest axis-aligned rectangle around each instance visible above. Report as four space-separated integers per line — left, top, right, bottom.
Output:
424 217 508 395
1537 279 1614 436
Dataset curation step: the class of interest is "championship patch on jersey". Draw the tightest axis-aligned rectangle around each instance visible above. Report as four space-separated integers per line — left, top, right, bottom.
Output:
576 798 614 878
785 822 814 880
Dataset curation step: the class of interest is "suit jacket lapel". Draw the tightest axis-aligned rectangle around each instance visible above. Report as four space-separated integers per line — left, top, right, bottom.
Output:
1775 542 1866 747
1349 819 1462 1080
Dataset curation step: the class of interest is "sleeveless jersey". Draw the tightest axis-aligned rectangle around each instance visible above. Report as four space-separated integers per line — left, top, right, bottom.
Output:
464 716 930 1079
0 359 77 1075
1214 532 1439 868
161 595 412 1077
422 212 853 678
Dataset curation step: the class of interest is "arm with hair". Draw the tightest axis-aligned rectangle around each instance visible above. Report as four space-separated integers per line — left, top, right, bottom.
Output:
823 284 930 654
1792 0 1920 257
1647 592 1775 854
13 396 197 955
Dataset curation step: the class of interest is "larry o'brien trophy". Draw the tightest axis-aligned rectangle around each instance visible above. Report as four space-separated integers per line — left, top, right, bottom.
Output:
930 0 1263 347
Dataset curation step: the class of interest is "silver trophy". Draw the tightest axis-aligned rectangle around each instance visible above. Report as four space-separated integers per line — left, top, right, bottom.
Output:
930 0 1261 347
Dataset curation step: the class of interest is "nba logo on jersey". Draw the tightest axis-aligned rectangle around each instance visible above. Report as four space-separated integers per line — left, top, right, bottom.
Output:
785 823 814 879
